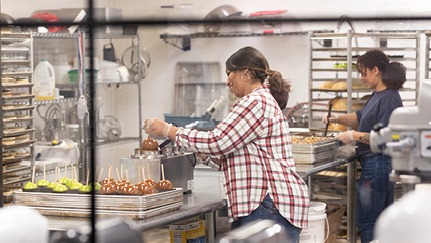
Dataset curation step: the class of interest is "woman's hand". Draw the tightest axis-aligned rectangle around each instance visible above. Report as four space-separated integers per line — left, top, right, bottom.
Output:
322 113 339 124
335 130 355 144
143 119 172 138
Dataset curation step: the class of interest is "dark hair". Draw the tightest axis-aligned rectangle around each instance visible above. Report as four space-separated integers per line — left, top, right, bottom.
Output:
357 49 406 90
382 62 406 90
225 46 291 109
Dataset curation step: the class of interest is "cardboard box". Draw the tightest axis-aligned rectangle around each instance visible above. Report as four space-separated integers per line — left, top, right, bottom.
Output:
170 220 206 243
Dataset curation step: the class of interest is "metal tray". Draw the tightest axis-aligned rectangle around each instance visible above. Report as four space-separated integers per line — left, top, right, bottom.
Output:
2 105 34 112
293 149 336 164
3 94 35 100
13 188 183 212
2 139 36 149
3 153 32 164
3 128 35 137
292 139 338 154
25 202 183 220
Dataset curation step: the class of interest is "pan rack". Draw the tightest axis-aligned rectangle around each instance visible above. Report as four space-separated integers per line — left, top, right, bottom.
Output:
1 32 36 206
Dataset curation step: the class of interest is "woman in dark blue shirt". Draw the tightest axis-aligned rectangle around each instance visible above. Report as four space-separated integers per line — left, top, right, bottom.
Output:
322 49 406 243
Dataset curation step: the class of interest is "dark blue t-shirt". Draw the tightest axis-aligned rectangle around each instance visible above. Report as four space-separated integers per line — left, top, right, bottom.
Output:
355 89 403 165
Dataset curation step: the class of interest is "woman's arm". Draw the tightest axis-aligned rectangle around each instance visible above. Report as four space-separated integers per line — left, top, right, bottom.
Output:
337 113 359 127
336 130 370 144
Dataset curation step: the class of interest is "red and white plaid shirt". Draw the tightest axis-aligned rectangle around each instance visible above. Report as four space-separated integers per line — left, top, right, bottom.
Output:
175 84 309 228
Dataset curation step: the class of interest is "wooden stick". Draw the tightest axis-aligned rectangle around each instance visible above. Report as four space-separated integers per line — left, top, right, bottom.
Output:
116 168 121 181
71 166 74 181
142 167 146 181
55 167 57 183
147 164 150 179
121 164 123 180
58 167 61 183
32 166 35 184
161 164 165 181
43 164 46 181
64 162 67 178
108 167 111 185
74 166 78 182
86 170 90 186
97 168 104 183
138 166 141 183
95 166 98 180
126 170 129 181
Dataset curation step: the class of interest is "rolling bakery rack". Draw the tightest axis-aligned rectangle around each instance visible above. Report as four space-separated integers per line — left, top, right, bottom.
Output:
1 32 36 207
308 29 420 242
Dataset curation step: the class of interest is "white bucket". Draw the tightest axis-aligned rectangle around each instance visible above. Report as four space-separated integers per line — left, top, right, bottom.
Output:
299 202 329 243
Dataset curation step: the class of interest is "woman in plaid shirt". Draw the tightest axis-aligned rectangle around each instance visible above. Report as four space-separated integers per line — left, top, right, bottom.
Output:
145 46 309 242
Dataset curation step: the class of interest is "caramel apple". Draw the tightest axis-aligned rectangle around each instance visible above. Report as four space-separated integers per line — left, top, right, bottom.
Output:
101 177 115 186
144 179 157 188
120 184 140 195
138 183 156 195
142 136 158 151
99 183 117 194
156 180 173 190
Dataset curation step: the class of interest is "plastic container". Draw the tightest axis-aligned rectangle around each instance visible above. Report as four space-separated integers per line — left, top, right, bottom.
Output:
68 70 100 83
34 59 55 100
375 183 431 243
300 201 328 243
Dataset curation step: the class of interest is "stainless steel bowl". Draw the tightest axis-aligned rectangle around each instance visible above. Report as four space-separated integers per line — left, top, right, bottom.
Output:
204 5 242 33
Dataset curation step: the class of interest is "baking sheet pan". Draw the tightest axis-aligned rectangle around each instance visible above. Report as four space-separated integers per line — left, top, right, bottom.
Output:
28 202 183 220
14 188 183 211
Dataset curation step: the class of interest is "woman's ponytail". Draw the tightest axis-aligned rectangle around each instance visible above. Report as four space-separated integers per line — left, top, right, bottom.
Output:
265 69 291 110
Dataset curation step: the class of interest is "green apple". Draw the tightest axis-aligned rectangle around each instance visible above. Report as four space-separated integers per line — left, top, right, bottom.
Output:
60 177 69 186
339 63 348 69
37 180 49 186
24 182 38 190
90 182 101 191
67 179 77 187
47 181 58 189
53 184 68 193
80 185 92 192
69 182 83 190
333 63 340 68
352 63 357 69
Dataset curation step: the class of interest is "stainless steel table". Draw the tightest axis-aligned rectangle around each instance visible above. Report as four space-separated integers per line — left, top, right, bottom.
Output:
46 159 355 242
46 170 226 241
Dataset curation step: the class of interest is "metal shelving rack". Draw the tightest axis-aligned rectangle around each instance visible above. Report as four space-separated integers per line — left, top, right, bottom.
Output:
1 32 36 206
32 32 143 181
308 29 420 243
426 32 431 79
308 30 420 131
160 31 312 51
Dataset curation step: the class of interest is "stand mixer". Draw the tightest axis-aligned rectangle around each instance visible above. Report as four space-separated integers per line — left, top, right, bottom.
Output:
371 79 431 243
370 79 431 184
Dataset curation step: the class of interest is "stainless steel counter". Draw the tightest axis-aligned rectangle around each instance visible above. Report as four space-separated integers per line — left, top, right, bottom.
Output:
46 159 353 240
46 170 226 239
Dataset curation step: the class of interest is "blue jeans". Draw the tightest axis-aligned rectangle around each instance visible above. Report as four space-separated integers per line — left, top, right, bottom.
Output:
231 194 302 243
357 155 394 243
